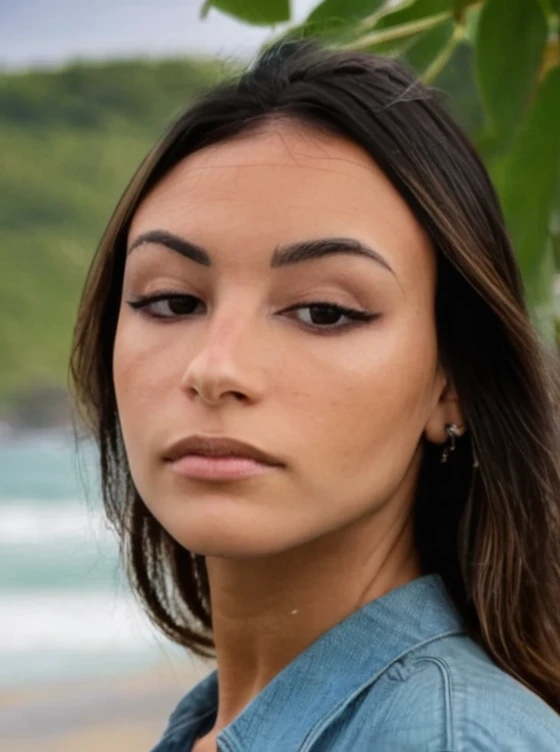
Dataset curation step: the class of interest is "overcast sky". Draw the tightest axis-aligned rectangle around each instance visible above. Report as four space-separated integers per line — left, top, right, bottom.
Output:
0 0 320 69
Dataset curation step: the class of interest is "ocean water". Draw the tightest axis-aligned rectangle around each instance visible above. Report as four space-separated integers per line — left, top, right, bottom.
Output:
0 429 181 689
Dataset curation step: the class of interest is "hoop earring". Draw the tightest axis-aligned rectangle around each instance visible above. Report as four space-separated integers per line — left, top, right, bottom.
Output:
440 423 458 463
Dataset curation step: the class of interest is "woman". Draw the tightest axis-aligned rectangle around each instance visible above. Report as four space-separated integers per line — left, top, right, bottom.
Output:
70 38 560 750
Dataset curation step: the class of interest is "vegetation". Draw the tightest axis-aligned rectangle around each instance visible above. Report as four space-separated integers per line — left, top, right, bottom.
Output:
0 56 230 420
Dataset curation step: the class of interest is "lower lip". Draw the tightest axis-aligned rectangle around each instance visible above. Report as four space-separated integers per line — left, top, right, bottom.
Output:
168 455 280 480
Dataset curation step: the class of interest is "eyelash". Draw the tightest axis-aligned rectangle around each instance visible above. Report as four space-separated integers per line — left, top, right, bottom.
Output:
126 291 379 332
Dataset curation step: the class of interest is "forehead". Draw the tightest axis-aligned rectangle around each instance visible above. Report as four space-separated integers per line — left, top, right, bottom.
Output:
128 121 435 283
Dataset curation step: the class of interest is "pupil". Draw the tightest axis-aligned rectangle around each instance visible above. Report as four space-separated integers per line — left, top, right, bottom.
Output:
169 296 197 315
310 305 340 325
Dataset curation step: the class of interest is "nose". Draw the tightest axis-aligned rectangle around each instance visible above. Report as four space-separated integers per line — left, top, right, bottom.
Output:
179 310 267 407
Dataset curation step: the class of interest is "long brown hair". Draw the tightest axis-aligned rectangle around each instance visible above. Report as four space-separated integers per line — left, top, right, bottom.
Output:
69 38 560 710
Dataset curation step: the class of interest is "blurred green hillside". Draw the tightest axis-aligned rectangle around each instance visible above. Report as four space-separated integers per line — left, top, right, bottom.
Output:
0 56 232 425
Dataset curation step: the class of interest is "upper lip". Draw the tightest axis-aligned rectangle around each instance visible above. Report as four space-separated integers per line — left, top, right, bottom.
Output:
163 435 283 466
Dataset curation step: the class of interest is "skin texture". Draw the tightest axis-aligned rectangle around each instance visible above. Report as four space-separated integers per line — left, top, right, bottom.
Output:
113 120 464 743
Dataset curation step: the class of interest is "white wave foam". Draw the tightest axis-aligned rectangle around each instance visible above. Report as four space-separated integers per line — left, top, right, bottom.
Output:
0 590 160 652
0 501 115 545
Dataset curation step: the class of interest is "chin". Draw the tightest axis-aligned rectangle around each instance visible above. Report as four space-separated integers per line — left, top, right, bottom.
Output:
174 529 294 559
147 488 314 558
165 515 303 559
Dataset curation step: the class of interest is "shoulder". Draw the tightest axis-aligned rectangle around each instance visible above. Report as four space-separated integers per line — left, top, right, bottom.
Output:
149 670 218 752
350 633 560 751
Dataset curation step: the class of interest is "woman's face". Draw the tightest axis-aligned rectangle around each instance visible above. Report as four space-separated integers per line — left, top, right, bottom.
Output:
113 121 453 558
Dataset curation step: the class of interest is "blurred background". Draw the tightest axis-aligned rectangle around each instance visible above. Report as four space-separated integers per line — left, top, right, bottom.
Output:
1 0 559 749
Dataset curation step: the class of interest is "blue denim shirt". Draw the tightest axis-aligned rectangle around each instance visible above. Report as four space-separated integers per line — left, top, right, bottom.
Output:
151 574 560 751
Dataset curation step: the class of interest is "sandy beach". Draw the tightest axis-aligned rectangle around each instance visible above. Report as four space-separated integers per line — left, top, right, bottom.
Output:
0 656 215 752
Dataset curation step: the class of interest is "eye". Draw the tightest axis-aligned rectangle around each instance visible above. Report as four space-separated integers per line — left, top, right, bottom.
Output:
127 292 203 318
126 293 378 331
282 301 378 331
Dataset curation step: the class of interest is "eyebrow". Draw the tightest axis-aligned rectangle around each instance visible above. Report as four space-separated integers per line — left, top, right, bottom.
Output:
126 229 395 274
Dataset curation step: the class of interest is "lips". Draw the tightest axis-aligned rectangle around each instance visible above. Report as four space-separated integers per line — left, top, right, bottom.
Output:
163 435 284 467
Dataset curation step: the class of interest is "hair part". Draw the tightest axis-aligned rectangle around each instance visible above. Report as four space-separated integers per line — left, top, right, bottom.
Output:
69 38 560 710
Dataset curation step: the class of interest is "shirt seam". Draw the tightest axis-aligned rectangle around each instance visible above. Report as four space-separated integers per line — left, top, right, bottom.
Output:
412 655 455 750
297 627 464 752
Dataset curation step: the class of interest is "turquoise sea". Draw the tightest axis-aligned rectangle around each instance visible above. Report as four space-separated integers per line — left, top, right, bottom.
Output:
0 429 180 689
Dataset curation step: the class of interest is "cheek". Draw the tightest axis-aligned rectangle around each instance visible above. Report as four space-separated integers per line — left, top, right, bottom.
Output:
113 314 181 409
296 315 439 477
112 316 173 467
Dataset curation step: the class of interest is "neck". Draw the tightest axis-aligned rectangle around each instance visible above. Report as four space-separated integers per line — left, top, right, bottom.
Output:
205 499 422 732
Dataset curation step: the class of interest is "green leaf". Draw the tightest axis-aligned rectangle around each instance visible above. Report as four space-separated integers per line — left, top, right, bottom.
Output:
403 18 455 75
464 3 481 43
498 67 560 282
371 0 453 31
347 0 454 52
285 0 384 41
200 0 290 26
434 42 486 138
347 12 453 52
307 0 385 24
475 0 548 140
452 0 471 17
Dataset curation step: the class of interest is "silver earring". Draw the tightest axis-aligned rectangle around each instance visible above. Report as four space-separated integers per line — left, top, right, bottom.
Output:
440 423 458 463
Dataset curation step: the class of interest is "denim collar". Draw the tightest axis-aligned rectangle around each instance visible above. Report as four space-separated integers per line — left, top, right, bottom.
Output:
167 574 465 751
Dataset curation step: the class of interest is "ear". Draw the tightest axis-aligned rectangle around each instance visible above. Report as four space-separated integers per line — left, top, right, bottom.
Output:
424 370 466 445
